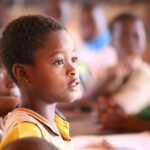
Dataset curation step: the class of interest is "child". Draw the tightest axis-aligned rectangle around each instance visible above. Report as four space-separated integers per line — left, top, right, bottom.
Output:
0 45 20 140
0 62 20 140
78 3 116 90
1 137 59 150
0 60 20 117
96 13 150 131
87 12 148 100
0 15 80 150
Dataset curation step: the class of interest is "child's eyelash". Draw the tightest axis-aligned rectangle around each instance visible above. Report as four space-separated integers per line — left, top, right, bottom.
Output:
53 59 64 65
72 57 78 63
53 57 78 66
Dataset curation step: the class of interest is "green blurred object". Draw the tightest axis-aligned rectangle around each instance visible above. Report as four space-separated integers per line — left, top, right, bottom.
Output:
137 106 150 120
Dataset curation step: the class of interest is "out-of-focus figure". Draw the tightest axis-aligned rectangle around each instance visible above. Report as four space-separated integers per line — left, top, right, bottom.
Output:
0 0 8 26
44 0 72 24
0 43 20 141
96 12 150 132
77 2 117 93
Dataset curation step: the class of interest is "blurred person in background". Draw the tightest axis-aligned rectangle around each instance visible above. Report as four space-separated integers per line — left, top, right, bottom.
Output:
0 0 8 27
77 2 117 94
0 40 20 140
95 12 150 132
44 0 72 25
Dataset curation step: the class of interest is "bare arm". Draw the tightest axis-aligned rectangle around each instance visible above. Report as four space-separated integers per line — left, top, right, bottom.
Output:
97 99 150 132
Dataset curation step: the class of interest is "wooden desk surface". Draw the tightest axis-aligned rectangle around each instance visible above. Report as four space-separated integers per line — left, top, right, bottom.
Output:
63 110 117 136
61 109 150 149
72 132 150 150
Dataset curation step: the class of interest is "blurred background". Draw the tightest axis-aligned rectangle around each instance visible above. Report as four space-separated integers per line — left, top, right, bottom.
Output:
1 1 150 149
1 0 150 62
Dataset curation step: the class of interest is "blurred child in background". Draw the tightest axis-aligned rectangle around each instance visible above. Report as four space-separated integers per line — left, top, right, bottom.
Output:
96 13 150 132
78 2 117 91
0 42 20 140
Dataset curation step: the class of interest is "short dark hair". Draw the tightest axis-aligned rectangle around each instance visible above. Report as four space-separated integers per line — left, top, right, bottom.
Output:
1 15 65 83
109 12 142 34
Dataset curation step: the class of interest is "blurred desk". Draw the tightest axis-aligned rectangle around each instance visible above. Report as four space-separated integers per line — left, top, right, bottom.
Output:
63 110 116 136
61 108 150 149
69 112 101 136
72 132 150 150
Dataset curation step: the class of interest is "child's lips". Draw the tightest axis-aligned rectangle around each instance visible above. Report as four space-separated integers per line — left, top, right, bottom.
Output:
68 79 80 91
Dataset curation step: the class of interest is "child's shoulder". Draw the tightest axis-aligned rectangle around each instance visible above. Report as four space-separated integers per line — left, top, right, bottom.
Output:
1 108 72 150
0 110 43 149
3 109 39 133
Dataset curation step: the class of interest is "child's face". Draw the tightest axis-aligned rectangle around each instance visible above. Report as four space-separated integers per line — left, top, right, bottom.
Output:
25 30 80 104
0 61 20 116
112 19 146 61
0 61 19 96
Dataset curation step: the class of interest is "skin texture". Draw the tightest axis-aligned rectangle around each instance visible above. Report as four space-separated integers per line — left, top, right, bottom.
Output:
13 30 80 123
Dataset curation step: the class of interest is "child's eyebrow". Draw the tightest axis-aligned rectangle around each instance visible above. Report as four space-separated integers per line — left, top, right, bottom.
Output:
49 51 64 57
48 49 76 57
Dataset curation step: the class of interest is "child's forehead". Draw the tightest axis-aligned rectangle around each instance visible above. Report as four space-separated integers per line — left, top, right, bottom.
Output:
46 31 73 49
113 20 144 35
48 49 76 58
115 19 142 30
35 47 76 59
35 31 75 57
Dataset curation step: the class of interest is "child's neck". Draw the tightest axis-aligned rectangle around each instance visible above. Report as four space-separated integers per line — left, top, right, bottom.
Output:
20 101 56 123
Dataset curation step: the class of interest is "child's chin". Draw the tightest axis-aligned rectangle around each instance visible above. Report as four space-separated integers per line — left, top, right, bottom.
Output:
61 92 81 103
69 98 77 103
68 94 80 103
73 90 82 98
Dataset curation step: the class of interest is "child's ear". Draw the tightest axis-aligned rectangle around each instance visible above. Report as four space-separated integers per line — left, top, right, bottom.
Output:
12 63 29 84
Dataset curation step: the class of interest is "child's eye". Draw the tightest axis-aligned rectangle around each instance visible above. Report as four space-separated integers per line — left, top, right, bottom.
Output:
72 57 78 63
53 59 64 66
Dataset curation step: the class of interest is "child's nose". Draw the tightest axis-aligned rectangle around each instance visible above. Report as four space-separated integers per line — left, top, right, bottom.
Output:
67 64 79 77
